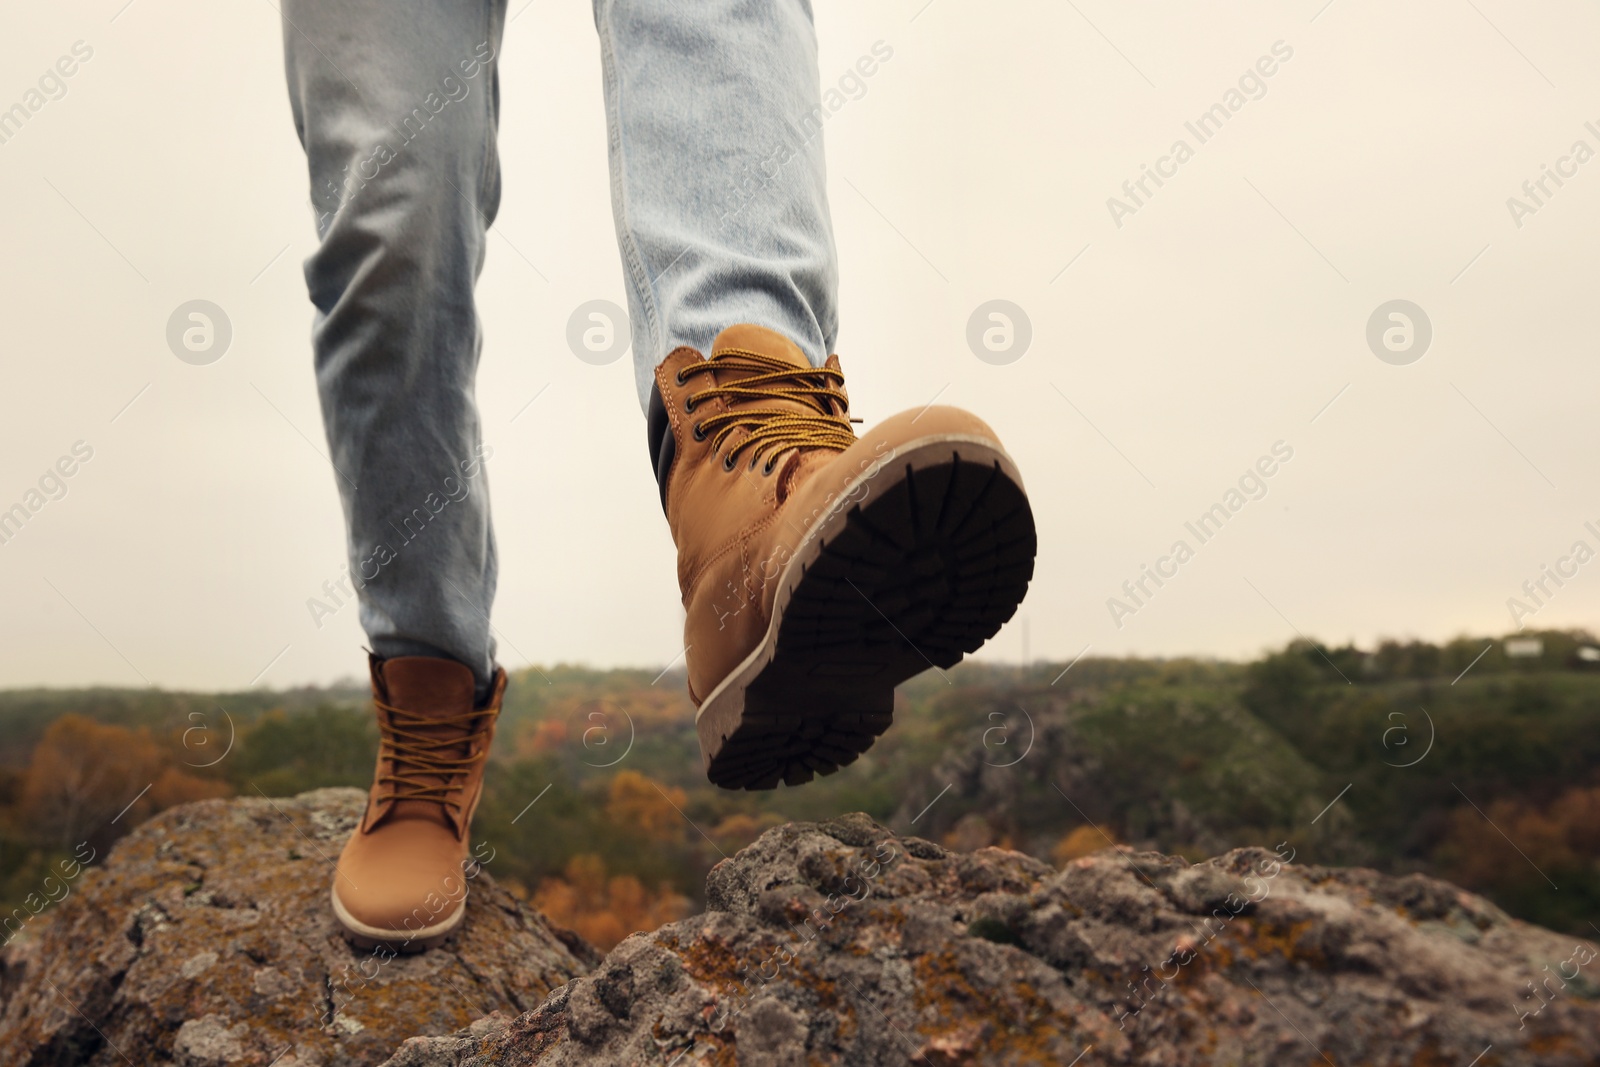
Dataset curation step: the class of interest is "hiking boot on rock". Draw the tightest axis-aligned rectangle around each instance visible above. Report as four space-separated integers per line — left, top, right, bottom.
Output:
331 654 503 951
646 324 1037 790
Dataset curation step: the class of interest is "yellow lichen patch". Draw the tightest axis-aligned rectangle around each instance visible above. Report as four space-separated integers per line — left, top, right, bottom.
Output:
1525 1030 1577 1054
908 949 1074 1060
774 957 845 1015
665 930 758 995
1218 917 1321 968
1405 1036 1468 1067
843 904 905 957
1207 939 1238 969
665 925 852 1034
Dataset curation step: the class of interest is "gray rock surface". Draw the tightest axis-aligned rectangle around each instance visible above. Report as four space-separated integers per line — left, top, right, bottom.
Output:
7 796 1598 1066
0 788 593 1067
382 813 1600 1066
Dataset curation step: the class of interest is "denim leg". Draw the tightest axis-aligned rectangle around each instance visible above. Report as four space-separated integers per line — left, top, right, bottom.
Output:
593 0 842 412
282 0 507 695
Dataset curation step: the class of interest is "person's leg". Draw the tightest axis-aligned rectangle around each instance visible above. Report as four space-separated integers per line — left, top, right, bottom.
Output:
592 0 840 412
282 0 510 950
283 0 506 697
597 1 1038 791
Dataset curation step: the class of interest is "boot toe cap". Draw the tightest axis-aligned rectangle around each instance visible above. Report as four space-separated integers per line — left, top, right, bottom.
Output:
332 822 470 938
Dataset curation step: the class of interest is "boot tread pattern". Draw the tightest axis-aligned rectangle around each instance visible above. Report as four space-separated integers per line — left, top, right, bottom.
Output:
707 453 1036 790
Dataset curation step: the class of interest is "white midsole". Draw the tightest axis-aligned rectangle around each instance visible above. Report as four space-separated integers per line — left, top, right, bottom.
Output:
330 884 466 942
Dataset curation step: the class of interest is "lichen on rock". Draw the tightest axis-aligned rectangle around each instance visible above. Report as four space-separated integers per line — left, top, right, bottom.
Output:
6 797 1597 1066
388 813 1600 1067
0 788 591 1067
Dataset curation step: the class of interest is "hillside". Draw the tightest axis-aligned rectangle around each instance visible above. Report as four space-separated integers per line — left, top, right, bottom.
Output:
2 631 1598 950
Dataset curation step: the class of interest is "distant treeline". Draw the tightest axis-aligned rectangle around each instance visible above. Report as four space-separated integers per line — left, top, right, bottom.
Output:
2 629 1596 947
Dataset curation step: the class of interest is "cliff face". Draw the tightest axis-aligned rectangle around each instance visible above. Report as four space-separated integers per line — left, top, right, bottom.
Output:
393 813 1600 1067
5 793 1598 1067
0 788 594 1067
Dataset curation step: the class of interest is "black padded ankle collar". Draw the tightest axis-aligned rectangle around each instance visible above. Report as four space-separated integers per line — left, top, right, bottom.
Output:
646 381 675 515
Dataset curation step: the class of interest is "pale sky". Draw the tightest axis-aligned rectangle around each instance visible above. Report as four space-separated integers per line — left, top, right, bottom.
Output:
2 0 1599 691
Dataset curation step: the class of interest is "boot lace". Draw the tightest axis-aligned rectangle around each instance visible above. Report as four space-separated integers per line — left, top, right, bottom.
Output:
679 348 859 472
374 701 494 811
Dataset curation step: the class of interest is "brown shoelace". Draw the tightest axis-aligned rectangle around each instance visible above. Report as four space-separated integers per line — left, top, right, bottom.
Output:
679 348 859 472
374 701 493 810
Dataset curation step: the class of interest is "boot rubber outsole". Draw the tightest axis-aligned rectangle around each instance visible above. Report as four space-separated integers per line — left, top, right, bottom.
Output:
330 885 465 954
697 435 1036 790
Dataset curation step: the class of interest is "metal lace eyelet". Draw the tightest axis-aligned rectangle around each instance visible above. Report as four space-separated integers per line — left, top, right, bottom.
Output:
684 397 696 414
692 422 706 442
675 369 688 385
762 458 777 476
723 453 737 472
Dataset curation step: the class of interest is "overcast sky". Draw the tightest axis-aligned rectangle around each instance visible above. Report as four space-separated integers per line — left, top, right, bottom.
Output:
2 0 1598 692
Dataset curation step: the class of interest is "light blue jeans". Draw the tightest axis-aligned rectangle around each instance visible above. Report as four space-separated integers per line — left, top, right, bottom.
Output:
282 0 840 694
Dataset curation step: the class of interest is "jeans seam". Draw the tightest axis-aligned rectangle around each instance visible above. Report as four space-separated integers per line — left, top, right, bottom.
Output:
597 0 663 366
478 0 503 213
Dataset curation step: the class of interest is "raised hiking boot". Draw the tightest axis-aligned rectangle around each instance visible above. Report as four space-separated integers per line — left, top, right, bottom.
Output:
330 654 504 951
646 324 1037 790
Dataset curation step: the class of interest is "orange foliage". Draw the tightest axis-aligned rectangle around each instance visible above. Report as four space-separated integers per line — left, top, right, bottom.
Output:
515 691 695 761
710 811 785 853
1051 824 1116 866
515 718 568 758
20 714 231 850
149 765 231 810
604 770 687 842
1551 787 1600 855
586 689 693 728
1435 786 1600 892
533 853 691 951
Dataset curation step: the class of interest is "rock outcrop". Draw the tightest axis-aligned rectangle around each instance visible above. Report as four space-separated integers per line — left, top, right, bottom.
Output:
381 814 1600 1067
6 793 1598 1066
0 788 594 1067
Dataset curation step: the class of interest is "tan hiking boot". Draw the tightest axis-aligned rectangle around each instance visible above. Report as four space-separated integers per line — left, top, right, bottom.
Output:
646 324 1036 790
330 654 504 951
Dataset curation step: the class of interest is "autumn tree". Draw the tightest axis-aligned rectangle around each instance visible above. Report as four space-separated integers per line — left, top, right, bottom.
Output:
1433 786 1600 932
19 715 229 854
604 770 687 842
532 852 691 950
